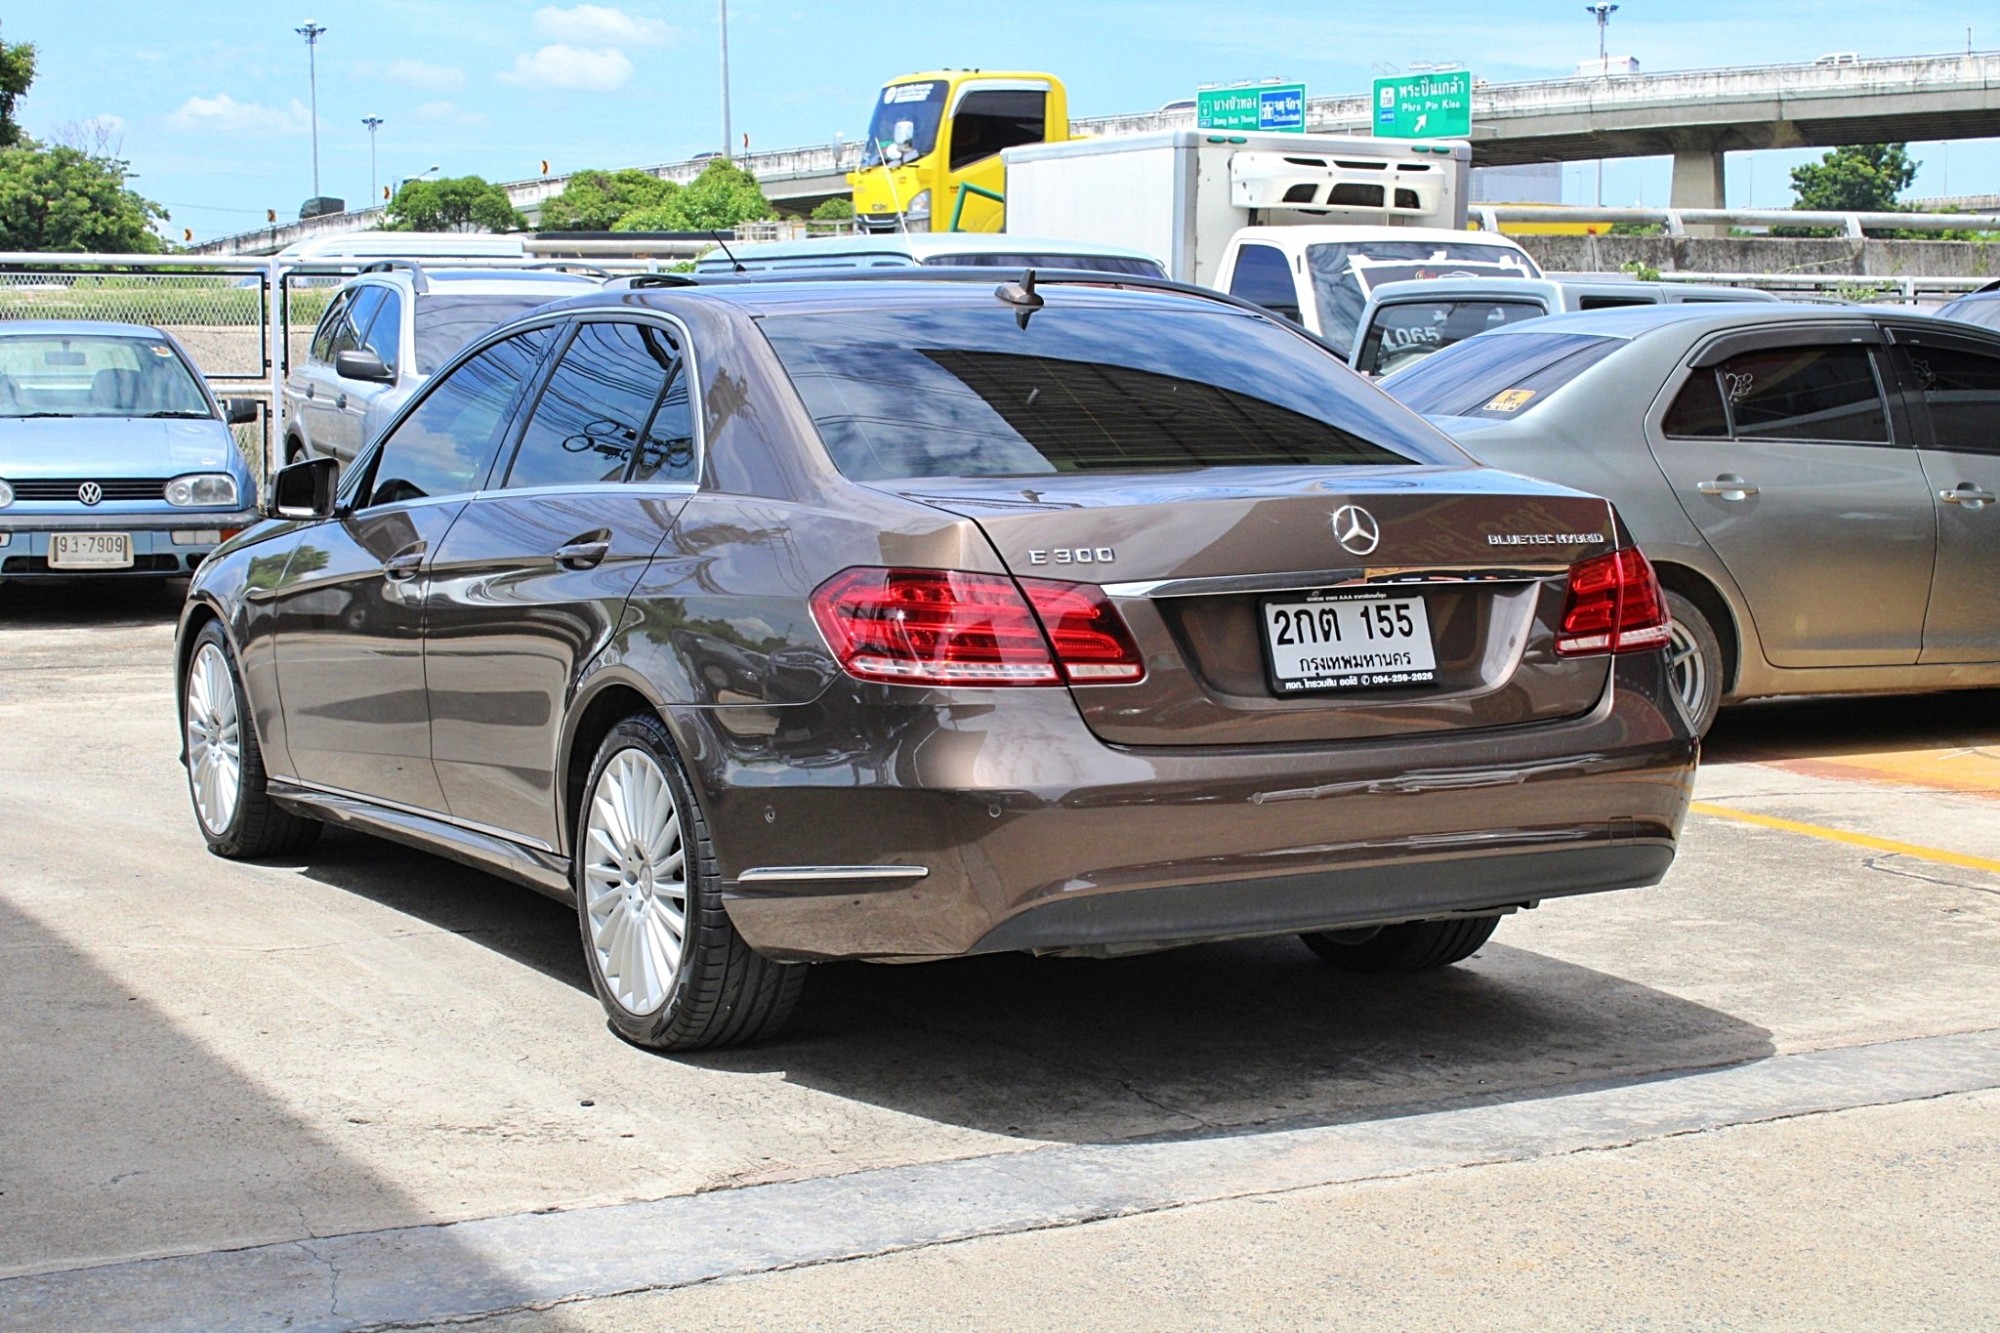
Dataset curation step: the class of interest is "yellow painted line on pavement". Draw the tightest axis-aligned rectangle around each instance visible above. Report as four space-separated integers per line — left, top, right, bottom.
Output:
1688 801 2000 877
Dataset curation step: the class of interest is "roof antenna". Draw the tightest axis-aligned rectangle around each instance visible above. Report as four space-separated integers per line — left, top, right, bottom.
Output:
709 229 746 273
995 268 1045 328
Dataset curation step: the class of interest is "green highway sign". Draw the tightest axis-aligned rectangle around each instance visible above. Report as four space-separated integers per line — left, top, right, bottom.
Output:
1372 71 1472 138
1197 83 1307 134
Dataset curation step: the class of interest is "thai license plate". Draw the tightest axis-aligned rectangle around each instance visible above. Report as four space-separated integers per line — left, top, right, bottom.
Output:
1260 590 1437 694
49 533 133 569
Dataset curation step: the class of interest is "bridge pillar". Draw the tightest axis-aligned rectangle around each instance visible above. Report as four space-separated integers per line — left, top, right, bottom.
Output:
1669 138 1727 236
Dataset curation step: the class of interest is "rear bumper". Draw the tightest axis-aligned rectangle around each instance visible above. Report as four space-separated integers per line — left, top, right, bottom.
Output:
676 650 1698 963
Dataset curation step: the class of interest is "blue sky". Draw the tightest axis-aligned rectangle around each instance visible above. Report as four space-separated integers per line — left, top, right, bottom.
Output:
10 1 1999 242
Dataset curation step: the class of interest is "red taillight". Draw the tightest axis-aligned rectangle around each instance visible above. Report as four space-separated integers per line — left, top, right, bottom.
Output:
1556 547 1671 656
1019 578 1146 684
809 568 1145 688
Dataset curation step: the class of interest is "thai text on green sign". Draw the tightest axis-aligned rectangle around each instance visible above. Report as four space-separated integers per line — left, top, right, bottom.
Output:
1372 71 1472 138
1197 83 1307 134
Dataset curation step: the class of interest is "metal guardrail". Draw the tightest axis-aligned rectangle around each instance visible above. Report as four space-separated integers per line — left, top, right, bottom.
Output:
1476 206 2000 238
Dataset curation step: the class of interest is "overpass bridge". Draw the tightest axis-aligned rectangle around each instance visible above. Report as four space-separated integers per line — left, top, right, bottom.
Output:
197 49 2000 256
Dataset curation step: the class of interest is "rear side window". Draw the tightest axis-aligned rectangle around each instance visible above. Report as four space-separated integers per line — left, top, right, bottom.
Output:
1905 342 2000 454
501 321 685 489
1720 347 1887 443
1577 295 1656 311
1662 372 1729 438
360 326 554 508
1226 245 1301 323
1354 300 1545 376
947 89 1046 171
1382 331 1622 420
760 299 1460 480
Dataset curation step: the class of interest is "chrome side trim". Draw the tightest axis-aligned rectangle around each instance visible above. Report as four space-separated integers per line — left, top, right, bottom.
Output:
1101 567 1564 599
268 780 573 903
735 865 931 884
278 776 559 853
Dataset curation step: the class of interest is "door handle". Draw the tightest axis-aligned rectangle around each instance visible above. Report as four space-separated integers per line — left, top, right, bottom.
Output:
554 539 612 570
1696 475 1759 501
335 392 348 410
383 546 426 581
303 384 315 400
1939 485 1997 510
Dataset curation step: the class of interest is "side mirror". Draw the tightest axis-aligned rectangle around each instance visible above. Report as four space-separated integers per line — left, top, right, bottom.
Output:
893 118 916 149
273 456 339 520
334 348 395 384
225 397 261 426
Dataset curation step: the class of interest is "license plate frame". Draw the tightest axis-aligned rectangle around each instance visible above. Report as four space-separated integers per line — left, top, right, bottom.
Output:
48 532 134 570
1258 589 1438 695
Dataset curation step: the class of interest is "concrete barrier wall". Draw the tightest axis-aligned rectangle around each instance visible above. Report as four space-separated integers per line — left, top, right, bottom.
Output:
1517 234 2000 279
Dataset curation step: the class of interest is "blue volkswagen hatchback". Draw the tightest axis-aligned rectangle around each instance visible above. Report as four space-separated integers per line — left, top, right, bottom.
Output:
0 321 260 579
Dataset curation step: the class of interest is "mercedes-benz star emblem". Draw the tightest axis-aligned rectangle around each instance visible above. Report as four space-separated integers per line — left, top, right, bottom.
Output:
77 482 103 507
1331 504 1380 556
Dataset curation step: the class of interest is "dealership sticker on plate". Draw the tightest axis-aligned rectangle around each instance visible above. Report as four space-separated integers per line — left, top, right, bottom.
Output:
1483 388 1536 412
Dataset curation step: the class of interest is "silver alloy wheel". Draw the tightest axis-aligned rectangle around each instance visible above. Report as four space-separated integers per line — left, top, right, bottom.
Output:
583 747 689 1017
185 642 244 837
1666 618 1707 721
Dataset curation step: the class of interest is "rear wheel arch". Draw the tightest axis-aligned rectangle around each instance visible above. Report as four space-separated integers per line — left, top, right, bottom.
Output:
560 676 673 856
1650 562 1740 696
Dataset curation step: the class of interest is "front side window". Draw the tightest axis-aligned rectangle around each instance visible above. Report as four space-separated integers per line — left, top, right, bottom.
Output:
1353 299 1546 376
330 286 386 363
760 298 1463 481
947 89 1046 171
0 333 211 419
309 291 351 364
360 288 403 374
1719 346 1888 443
1383 330 1622 421
1904 342 2000 454
501 321 685 489
1227 245 1301 324
360 326 555 508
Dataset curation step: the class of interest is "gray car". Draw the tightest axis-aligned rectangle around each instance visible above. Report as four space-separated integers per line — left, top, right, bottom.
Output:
1382 303 2000 733
283 265 602 468
177 272 1695 1050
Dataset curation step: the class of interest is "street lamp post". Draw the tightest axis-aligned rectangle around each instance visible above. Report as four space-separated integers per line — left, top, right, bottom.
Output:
296 20 327 201
362 115 384 206
718 0 733 159
1584 4 1618 206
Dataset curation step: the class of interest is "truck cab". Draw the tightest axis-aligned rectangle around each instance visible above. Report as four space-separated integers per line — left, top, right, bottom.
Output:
850 71 1070 234
1215 225 1543 360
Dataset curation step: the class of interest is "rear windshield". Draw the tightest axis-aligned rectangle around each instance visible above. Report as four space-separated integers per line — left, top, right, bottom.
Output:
414 296 564 376
1353 299 1547 376
1382 331 1623 421
759 298 1463 480
920 253 1167 277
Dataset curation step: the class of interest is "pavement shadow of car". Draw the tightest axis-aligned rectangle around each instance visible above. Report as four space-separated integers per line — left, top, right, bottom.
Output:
1704 689 2000 766
296 825 1773 1147
0 578 188 627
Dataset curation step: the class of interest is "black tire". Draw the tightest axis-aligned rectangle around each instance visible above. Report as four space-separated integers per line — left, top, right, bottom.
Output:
1663 590 1723 738
1301 915 1501 974
285 436 307 465
575 713 805 1051
181 620 321 859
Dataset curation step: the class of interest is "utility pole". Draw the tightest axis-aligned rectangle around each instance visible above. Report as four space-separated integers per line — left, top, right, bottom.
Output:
362 115 384 205
1584 4 1617 207
296 20 327 200
718 0 733 160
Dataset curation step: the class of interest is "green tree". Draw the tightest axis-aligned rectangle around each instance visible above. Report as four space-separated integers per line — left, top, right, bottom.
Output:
539 168 681 230
0 144 166 252
1789 143 1918 214
810 196 855 221
0 24 33 149
613 158 774 232
386 175 526 232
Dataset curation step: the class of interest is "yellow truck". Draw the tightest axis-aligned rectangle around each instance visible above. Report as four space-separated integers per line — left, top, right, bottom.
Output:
848 71 1070 233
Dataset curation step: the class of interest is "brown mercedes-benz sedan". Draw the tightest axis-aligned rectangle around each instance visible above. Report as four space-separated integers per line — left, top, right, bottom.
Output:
175 272 1697 1049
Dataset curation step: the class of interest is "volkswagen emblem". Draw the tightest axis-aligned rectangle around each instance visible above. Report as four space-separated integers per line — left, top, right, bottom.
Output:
77 481 103 507
1331 504 1380 556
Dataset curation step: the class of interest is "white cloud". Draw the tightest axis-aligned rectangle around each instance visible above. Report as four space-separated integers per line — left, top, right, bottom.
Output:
414 100 485 125
385 58 466 92
168 93 311 136
497 44 635 91
532 4 675 46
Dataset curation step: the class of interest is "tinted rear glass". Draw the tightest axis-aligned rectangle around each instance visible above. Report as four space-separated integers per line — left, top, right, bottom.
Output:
759 298 1460 480
1383 331 1623 420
